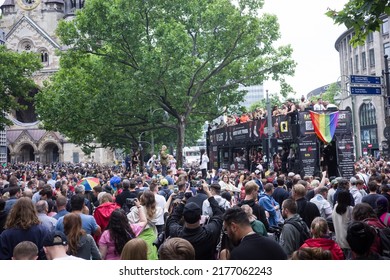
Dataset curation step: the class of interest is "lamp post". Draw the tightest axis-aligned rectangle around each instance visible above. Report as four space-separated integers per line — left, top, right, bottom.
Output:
266 90 273 170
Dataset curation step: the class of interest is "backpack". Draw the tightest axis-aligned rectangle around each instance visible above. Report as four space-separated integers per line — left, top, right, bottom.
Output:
285 219 311 246
371 226 390 258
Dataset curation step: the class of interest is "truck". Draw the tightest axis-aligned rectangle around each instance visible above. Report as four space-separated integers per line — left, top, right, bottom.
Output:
207 110 355 179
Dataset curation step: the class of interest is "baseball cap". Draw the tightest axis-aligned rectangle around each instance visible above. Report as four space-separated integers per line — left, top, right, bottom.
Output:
160 178 168 186
254 169 261 175
183 202 201 224
42 231 68 247
350 177 357 185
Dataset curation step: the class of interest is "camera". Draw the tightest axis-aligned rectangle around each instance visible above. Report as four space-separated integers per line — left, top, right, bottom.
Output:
126 198 136 208
184 192 193 199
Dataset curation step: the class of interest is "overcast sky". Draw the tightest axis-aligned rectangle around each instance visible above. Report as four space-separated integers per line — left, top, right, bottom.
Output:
262 0 348 97
1 0 349 97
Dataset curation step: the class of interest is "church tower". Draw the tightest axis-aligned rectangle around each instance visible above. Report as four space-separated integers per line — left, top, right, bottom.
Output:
0 0 113 164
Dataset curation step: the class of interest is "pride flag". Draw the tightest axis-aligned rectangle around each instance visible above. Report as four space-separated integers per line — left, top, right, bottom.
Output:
309 110 339 144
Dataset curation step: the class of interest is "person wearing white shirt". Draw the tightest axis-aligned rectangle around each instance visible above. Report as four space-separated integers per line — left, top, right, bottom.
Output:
199 148 209 179
310 187 332 219
149 182 166 234
313 98 326 111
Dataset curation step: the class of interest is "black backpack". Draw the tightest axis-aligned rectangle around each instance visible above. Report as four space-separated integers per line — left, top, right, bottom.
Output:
284 219 311 246
377 227 390 258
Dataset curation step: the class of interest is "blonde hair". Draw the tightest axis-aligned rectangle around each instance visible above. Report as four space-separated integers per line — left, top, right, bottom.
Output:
310 217 329 238
120 238 148 260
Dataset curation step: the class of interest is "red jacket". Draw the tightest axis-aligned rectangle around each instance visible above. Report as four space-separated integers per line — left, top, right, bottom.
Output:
93 202 120 231
301 238 345 260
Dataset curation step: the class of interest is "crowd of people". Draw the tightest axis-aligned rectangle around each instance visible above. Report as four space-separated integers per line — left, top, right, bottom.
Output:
0 150 389 260
210 96 337 130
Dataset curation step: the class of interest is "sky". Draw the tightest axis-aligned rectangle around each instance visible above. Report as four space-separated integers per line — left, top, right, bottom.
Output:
261 0 348 97
0 0 349 97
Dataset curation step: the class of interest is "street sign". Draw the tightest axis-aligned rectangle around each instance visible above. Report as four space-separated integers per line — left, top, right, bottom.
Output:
350 86 381 95
350 75 381 85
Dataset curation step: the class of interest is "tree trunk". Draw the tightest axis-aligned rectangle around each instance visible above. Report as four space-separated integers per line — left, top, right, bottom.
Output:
176 116 186 168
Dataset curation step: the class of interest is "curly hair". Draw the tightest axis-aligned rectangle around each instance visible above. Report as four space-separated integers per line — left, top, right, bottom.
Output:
63 213 86 256
140 190 156 220
5 197 40 230
107 209 135 255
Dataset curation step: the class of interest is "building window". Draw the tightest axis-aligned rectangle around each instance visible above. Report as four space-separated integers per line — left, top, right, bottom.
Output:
361 52 367 70
382 18 389 34
369 49 375 67
40 50 49 64
355 54 359 72
367 32 374 43
385 42 390 58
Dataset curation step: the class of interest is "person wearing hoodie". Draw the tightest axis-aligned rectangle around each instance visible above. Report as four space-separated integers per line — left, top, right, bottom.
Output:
202 183 230 217
300 217 344 260
237 180 269 231
93 193 120 233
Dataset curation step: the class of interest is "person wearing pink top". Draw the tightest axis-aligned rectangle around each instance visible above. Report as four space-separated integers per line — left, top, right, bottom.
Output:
99 199 146 260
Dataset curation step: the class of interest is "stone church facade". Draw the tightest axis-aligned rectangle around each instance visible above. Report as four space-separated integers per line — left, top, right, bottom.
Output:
1 0 114 164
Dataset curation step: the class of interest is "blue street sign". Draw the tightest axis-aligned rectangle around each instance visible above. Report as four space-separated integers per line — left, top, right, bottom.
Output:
350 87 382 95
350 86 382 95
350 75 381 85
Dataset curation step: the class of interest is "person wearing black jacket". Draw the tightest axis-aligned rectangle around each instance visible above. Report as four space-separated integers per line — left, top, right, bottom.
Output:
291 184 320 228
165 182 223 260
237 180 269 231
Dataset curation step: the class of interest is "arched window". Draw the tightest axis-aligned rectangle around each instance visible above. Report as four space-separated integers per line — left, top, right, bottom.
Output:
41 50 49 63
19 39 34 52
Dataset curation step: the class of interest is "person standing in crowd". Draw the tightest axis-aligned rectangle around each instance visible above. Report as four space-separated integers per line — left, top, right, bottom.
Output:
158 237 196 260
127 191 161 259
346 221 388 260
202 183 230 217
120 238 148 260
166 182 223 260
53 195 69 220
35 200 57 231
63 213 101 260
0 197 50 260
362 181 386 210
56 194 101 237
279 198 311 258
99 207 146 260
42 231 84 260
238 180 269 231
12 241 39 260
331 190 353 259
221 207 287 260
258 183 280 227
300 217 344 260
199 148 209 180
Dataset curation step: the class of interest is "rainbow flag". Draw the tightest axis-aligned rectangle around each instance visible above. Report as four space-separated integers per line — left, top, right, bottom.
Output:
309 110 339 144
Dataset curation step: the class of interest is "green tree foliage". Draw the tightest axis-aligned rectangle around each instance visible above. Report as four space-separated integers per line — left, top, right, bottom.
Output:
321 83 339 104
248 94 283 113
37 0 295 166
326 0 390 46
0 45 41 129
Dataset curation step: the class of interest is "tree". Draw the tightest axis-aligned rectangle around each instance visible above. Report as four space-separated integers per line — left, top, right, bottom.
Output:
0 45 42 129
321 83 339 104
326 0 390 46
37 0 296 167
